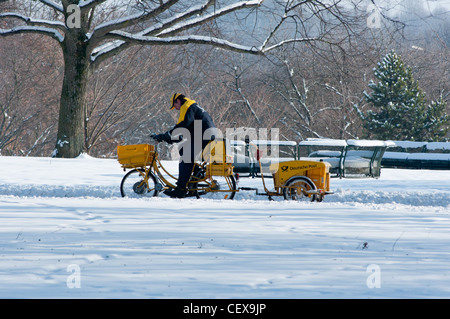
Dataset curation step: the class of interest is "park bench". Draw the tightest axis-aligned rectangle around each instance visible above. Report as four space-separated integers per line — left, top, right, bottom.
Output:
298 138 394 178
381 141 450 170
231 137 450 178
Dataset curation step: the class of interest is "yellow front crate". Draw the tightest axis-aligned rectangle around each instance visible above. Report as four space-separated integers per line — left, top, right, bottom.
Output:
117 144 155 168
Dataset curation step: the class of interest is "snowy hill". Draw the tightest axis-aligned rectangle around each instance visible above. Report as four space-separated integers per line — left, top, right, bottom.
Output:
0 155 449 299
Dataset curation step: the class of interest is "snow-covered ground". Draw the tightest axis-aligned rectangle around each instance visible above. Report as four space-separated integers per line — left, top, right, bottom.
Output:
0 155 449 299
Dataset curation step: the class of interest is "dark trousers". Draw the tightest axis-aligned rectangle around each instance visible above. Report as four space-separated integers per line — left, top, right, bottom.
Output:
177 139 211 190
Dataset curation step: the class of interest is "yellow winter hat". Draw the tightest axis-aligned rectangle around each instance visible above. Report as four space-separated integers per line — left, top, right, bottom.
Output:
170 93 183 109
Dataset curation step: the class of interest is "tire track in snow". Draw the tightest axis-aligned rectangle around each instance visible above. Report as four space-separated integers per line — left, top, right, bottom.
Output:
0 184 449 208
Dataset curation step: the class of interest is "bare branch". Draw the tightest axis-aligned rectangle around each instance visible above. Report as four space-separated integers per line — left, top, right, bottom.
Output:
227 65 261 124
89 0 265 65
143 0 215 37
89 0 179 42
262 38 321 53
108 31 262 55
156 0 263 38
0 12 66 33
0 25 64 43
79 0 109 12
37 0 64 13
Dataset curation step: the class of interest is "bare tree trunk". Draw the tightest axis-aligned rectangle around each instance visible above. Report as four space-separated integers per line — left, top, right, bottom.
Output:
54 31 91 158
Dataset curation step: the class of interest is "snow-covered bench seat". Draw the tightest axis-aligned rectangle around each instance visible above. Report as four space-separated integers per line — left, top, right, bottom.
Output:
382 151 450 169
380 141 450 169
299 139 394 178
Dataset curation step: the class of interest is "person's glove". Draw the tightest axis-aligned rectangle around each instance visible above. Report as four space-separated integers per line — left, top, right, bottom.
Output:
152 132 171 143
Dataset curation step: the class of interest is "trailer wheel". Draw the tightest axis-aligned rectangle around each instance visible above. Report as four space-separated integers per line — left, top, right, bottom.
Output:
283 177 316 202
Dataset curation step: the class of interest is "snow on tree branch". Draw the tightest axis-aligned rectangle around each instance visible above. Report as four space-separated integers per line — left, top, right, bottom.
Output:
88 0 263 55
156 0 263 38
0 25 64 43
138 1 215 37
79 0 109 11
88 0 265 64
90 0 179 40
1 0 327 64
37 0 63 13
0 12 66 33
261 38 320 53
108 31 261 55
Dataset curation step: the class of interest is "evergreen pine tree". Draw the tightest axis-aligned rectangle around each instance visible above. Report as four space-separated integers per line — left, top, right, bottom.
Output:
363 50 427 140
420 97 450 141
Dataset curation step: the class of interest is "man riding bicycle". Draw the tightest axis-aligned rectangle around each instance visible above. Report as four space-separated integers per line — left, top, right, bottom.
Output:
152 93 217 198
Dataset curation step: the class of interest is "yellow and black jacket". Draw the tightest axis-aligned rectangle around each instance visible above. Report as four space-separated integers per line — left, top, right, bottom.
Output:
169 98 216 137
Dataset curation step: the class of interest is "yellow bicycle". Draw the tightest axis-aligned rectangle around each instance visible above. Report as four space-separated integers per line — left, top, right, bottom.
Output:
117 141 237 200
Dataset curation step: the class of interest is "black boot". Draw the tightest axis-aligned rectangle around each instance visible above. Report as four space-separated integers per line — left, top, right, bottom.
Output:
163 162 194 198
164 187 186 198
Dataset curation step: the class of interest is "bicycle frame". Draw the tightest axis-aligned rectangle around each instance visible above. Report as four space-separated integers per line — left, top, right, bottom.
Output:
134 143 236 197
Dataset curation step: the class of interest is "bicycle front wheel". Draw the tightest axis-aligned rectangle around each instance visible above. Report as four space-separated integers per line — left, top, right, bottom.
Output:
120 168 158 198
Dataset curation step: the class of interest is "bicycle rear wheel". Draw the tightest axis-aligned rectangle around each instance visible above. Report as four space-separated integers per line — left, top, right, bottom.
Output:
194 175 237 200
120 168 158 198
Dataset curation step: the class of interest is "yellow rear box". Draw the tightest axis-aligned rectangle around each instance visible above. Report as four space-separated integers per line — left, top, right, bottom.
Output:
270 160 331 190
117 144 155 168
202 140 232 163
206 163 234 177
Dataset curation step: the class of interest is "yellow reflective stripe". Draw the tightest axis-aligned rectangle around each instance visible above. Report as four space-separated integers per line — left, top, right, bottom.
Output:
176 98 196 124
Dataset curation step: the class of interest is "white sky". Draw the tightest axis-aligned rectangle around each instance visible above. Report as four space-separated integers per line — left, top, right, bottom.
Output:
377 0 450 11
